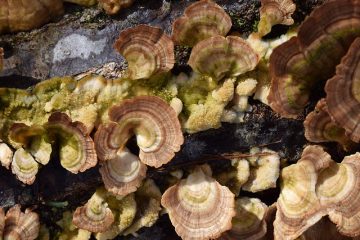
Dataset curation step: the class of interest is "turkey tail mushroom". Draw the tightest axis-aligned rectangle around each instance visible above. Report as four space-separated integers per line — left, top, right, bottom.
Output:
95 96 183 168
325 38 360 143
171 0 232 47
114 25 174 80
188 36 259 81
274 145 331 239
161 166 235 240
268 0 360 118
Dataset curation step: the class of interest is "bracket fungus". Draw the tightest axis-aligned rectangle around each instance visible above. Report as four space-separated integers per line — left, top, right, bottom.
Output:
95 96 183 168
1 205 40 240
220 197 268 240
11 148 39 185
171 0 232 47
73 189 114 233
274 145 331 240
316 153 360 237
257 0 296 37
325 38 360 142
188 36 259 81
114 25 175 80
99 148 147 196
268 0 360 118
0 0 64 33
304 98 354 150
46 112 97 174
98 0 134 15
161 166 236 240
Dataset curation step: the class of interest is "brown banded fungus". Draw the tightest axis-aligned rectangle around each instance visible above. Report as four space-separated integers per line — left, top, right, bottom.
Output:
0 208 4 237
114 25 175 80
274 145 331 239
9 123 52 165
268 0 360 118
2 205 40 240
257 0 296 37
304 98 354 149
171 0 232 47
98 0 134 15
220 197 268 240
316 153 360 237
325 38 360 142
0 0 64 33
95 96 183 168
63 0 97 6
99 148 147 196
188 36 259 81
46 112 97 174
161 166 236 240
73 188 114 233
11 148 39 185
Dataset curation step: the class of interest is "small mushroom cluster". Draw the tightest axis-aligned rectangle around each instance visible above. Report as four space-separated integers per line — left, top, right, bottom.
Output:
268 0 360 121
0 205 40 240
0 112 97 184
69 179 162 239
275 145 360 239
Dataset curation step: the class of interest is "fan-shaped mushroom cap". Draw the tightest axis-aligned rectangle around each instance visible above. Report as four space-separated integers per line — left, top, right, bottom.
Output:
161 166 236 240
114 25 174 80
99 0 134 15
95 193 137 240
11 148 39 185
188 36 259 80
47 112 97 173
99 148 147 196
268 0 360 118
274 145 331 240
73 189 114 233
221 197 268 240
4 205 40 240
0 143 13 169
0 0 64 33
304 99 354 149
171 0 232 47
257 0 296 37
316 153 360 237
242 148 280 193
95 96 183 168
9 123 52 165
325 38 360 142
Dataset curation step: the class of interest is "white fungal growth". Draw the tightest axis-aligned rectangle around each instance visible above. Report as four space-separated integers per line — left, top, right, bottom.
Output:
53 34 107 63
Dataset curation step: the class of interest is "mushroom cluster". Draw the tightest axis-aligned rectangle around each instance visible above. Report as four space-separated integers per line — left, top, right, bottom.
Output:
268 0 360 119
70 179 162 238
0 205 40 240
275 145 360 239
1 112 97 184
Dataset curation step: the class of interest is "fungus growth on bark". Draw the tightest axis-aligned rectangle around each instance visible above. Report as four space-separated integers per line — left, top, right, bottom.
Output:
171 0 232 47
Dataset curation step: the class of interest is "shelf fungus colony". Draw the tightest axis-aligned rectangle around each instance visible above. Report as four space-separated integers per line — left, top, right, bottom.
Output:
3 0 360 239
